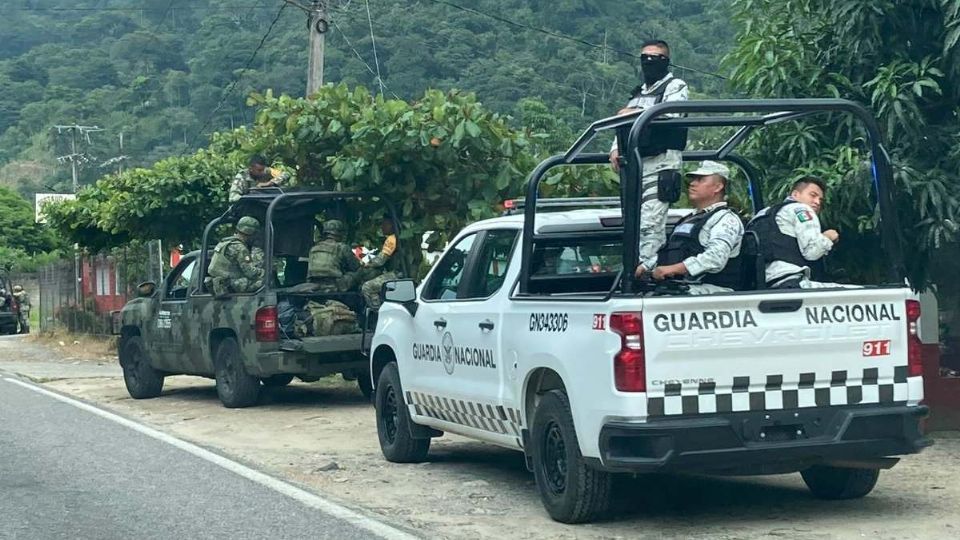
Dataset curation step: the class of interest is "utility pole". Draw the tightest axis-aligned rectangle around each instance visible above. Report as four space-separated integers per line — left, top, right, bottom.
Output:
53 124 102 305
286 0 329 96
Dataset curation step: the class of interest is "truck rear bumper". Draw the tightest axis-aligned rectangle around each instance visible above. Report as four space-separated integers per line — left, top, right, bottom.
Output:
249 350 364 377
597 404 930 474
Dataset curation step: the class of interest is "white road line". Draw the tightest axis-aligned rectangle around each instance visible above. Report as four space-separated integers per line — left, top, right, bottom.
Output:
1 376 420 540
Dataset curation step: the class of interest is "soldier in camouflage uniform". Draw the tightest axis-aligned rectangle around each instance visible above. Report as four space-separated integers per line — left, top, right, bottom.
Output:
12 285 30 333
308 220 361 293
359 217 400 310
207 216 265 297
228 155 291 203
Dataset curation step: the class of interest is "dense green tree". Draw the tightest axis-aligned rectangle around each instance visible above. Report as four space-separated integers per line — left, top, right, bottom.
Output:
0 186 59 255
723 0 960 291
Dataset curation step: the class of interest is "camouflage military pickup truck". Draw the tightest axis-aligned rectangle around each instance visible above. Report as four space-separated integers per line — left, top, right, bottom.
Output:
116 191 404 408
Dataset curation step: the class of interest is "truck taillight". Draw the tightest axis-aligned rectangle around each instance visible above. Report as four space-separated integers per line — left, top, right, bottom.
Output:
255 306 279 342
610 312 645 392
906 299 922 377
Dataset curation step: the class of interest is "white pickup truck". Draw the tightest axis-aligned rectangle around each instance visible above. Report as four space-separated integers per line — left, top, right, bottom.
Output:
368 99 931 523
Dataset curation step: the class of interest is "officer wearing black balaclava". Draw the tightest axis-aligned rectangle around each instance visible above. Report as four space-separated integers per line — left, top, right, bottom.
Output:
608 39 690 280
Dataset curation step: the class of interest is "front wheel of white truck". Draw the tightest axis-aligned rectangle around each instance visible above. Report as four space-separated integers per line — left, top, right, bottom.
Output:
531 389 612 524
375 362 430 463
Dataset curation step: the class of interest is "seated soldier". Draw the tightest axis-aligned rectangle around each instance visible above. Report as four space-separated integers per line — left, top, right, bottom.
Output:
308 219 361 293
359 216 400 310
207 217 265 296
640 161 744 295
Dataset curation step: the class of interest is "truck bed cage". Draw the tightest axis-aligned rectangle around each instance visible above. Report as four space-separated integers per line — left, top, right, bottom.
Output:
518 98 904 296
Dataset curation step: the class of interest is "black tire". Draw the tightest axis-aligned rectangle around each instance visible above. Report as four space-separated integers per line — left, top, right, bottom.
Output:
375 362 430 463
262 374 295 387
214 337 260 408
801 466 880 500
531 389 612 524
357 370 374 401
120 336 164 399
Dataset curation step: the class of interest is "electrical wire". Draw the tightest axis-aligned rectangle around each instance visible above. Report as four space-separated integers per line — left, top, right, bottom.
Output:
364 0 386 95
420 0 728 81
186 3 289 150
331 19 402 100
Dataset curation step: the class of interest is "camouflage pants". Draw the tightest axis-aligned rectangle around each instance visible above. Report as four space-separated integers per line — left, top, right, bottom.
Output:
361 272 398 310
211 276 263 297
311 273 359 293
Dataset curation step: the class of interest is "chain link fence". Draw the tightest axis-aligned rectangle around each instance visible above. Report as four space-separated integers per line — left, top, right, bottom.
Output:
34 242 166 337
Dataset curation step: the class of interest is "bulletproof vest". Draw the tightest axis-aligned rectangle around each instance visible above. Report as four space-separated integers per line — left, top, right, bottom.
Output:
629 76 689 157
658 207 743 289
305 300 358 337
746 202 826 281
308 239 344 279
208 236 245 278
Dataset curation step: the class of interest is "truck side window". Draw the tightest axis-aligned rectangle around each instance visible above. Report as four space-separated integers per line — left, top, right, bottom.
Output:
422 233 478 301
165 259 197 300
471 230 519 298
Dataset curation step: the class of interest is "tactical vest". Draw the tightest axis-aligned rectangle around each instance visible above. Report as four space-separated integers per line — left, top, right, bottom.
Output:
308 239 344 279
208 237 245 278
658 207 743 289
628 76 689 157
746 202 826 281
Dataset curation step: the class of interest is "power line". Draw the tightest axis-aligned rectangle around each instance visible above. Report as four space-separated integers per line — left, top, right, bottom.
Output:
186 3 289 149
421 0 727 81
363 0 386 95
330 20 401 100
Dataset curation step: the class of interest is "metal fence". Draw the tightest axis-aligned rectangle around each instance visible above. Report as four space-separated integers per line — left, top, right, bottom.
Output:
34 242 166 336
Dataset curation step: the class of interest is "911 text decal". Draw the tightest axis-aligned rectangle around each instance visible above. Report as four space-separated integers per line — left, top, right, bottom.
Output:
529 312 569 333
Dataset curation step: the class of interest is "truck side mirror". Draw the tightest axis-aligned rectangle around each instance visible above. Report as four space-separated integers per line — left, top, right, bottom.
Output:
137 281 157 298
382 279 417 315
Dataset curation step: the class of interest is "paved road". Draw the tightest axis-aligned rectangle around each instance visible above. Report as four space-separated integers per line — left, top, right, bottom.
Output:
0 373 415 540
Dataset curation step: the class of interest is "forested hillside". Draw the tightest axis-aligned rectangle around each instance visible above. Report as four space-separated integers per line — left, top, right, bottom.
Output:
0 0 731 198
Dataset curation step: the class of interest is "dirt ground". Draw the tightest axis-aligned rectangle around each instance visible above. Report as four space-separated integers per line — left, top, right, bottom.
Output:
3 335 959 540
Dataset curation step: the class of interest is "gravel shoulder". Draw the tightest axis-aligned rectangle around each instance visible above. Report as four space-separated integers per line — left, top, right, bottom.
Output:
2 334 958 540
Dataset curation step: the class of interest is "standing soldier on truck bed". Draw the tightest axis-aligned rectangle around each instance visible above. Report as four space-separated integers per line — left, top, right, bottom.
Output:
207 217 265 296
229 155 290 203
608 39 690 280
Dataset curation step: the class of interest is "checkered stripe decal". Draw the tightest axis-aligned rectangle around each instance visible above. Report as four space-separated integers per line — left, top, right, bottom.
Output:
647 366 912 417
406 391 523 437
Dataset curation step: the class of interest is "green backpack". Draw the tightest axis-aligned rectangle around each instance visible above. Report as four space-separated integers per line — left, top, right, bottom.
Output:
305 300 358 336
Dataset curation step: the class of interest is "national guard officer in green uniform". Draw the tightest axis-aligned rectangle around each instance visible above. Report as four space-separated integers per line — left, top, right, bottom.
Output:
308 220 361 293
207 216 265 297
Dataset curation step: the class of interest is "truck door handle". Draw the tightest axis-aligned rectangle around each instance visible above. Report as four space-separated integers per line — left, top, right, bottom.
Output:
758 299 803 313
434 319 447 329
478 320 495 331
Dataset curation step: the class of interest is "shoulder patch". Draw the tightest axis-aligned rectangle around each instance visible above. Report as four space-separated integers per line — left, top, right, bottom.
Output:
795 209 814 223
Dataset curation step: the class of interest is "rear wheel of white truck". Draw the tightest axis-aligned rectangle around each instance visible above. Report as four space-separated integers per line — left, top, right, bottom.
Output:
375 362 430 463
801 465 880 499
531 389 612 523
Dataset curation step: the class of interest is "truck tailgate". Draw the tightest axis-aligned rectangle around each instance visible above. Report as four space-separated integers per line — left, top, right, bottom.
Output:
641 288 919 417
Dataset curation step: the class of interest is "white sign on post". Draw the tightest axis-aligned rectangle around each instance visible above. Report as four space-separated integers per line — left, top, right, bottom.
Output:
35 193 76 223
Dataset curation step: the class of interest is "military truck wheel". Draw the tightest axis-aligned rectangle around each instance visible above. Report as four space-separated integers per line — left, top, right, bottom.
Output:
214 336 260 408
120 336 164 399
376 362 430 463
801 465 880 500
531 389 612 524
357 370 374 401
262 374 294 387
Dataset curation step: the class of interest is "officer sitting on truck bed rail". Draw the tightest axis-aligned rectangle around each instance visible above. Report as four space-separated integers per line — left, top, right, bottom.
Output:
637 160 744 295
747 176 851 289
